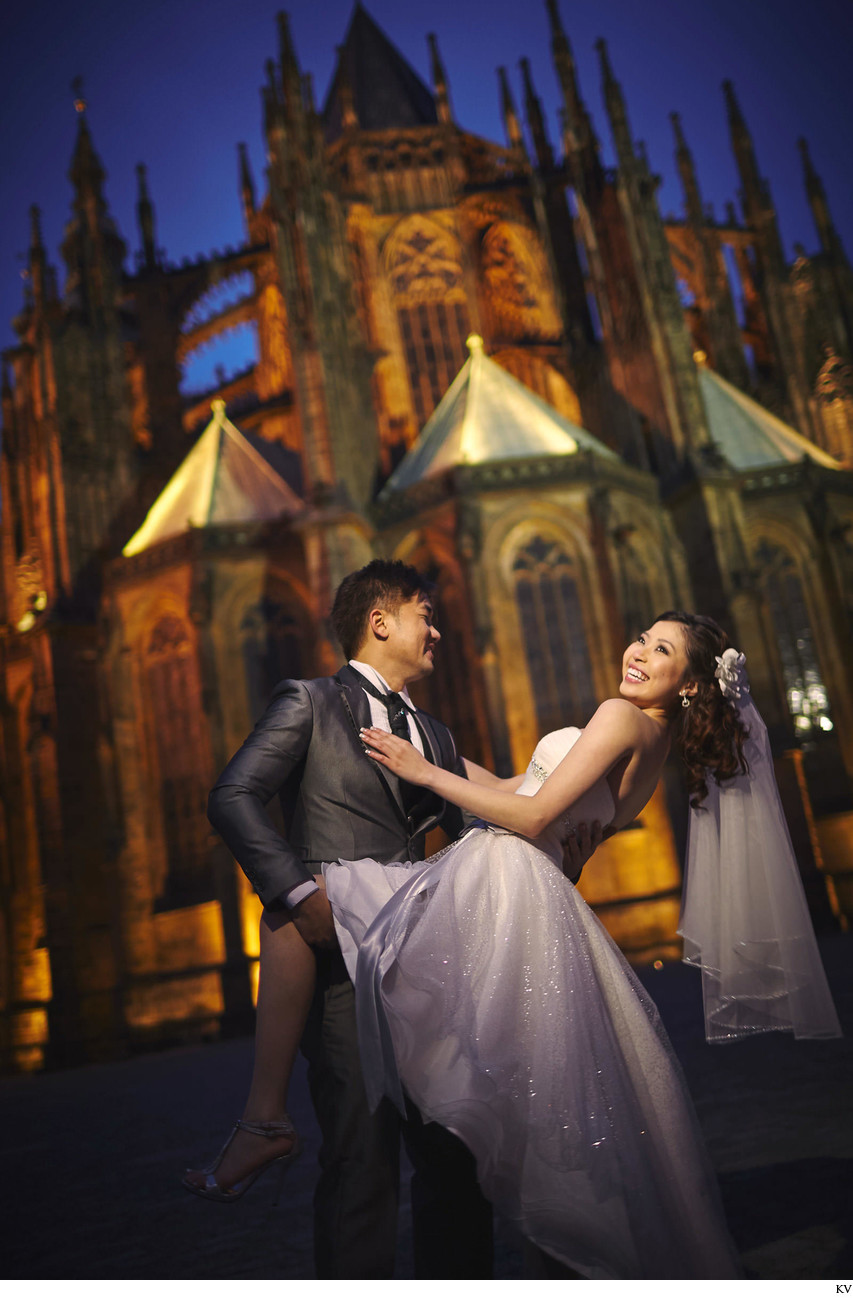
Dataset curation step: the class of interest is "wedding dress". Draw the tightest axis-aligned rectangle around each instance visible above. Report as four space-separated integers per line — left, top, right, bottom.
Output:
324 728 741 1279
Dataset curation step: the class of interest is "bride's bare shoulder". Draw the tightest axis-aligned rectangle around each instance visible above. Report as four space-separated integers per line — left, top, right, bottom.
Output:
587 697 645 733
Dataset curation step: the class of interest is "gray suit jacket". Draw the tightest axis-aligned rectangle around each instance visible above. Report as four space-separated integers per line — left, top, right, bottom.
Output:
208 664 467 906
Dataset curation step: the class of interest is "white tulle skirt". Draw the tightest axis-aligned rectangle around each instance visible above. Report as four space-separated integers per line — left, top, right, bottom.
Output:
325 828 741 1279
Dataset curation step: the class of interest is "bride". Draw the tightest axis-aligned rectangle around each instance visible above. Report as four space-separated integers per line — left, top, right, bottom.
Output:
184 613 840 1278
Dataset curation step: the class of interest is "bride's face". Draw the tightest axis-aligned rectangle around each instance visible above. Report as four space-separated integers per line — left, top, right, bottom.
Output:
619 621 693 712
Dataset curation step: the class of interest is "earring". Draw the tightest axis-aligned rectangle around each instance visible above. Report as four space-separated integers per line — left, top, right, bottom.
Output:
681 693 690 709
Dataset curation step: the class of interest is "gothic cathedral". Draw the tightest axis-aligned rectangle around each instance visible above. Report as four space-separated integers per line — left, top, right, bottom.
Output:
2 4 852 1070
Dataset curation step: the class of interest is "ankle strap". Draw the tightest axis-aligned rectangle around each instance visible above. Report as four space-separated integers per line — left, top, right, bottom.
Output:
236 1117 295 1139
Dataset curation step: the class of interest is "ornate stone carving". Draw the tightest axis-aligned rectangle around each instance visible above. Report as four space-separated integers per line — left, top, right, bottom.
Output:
147 615 190 658
384 218 464 303
816 348 853 404
128 362 151 450
481 222 561 340
256 282 291 400
814 349 853 463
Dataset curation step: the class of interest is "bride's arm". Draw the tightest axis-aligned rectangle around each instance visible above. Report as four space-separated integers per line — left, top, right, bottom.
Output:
362 699 638 837
462 757 524 792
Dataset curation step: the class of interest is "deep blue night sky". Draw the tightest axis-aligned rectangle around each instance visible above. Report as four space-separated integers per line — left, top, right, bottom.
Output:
3 0 851 384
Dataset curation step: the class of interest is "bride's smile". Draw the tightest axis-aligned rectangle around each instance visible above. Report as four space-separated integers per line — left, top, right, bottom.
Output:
619 621 696 715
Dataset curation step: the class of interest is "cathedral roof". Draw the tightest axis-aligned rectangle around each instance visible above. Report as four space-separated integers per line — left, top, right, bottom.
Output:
123 401 303 556
697 363 840 470
381 336 620 494
324 3 437 142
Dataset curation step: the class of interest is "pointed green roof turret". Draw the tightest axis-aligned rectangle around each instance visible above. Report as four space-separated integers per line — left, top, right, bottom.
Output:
696 360 840 470
123 401 304 555
381 335 619 495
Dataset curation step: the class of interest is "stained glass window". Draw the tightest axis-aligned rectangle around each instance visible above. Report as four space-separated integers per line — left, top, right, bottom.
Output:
397 300 469 429
145 616 213 907
755 541 833 737
513 537 597 733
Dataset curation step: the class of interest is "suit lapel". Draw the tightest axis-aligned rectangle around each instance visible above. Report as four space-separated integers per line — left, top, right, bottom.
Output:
412 710 441 765
335 664 373 730
408 710 448 835
334 667 408 826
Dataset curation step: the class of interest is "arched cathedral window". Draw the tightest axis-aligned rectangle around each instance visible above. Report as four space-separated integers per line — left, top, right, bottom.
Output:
397 300 470 428
385 219 471 430
144 615 213 908
512 537 597 733
241 597 305 721
754 541 833 738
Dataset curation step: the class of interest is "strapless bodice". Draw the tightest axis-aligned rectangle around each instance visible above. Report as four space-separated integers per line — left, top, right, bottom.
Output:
505 727 615 866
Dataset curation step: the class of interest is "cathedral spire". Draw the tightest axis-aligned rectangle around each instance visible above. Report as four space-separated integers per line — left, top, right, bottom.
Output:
596 38 634 168
303 71 316 116
62 93 127 315
237 143 256 230
135 163 158 271
670 111 703 225
335 47 359 132
722 79 761 210
798 137 846 263
303 71 326 156
263 57 280 133
520 57 553 169
545 0 597 166
428 33 453 125
723 79 785 273
69 109 106 204
29 202 44 251
498 66 525 154
26 204 49 309
277 10 303 121
670 114 749 388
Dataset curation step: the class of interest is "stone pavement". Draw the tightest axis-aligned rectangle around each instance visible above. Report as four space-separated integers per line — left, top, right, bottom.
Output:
2 933 851 1280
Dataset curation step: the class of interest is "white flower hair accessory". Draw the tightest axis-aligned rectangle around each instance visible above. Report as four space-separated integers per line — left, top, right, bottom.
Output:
714 647 749 701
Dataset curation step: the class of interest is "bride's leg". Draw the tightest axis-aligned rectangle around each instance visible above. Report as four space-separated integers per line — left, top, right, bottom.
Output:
184 899 317 1191
243 903 316 1119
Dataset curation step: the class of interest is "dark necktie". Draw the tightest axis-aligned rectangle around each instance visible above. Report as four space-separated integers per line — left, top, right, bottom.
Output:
350 669 425 816
386 693 412 742
350 669 412 743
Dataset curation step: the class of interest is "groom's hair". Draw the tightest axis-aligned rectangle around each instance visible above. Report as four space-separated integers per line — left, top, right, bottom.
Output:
332 559 433 659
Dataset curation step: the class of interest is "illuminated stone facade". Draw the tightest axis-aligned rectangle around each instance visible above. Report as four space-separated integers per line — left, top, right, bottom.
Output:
2 3 852 1071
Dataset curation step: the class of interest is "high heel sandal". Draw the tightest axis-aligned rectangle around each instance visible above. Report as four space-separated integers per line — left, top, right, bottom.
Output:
181 1117 299 1203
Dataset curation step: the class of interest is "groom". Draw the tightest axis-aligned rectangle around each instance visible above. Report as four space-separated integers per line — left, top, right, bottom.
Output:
208 559 596 1278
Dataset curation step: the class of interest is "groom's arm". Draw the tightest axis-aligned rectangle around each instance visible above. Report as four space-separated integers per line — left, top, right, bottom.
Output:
208 680 318 908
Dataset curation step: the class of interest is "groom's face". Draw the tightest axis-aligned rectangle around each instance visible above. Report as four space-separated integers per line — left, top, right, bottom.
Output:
385 594 441 686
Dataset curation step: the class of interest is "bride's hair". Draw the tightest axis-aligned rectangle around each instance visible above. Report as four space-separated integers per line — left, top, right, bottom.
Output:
654 611 749 807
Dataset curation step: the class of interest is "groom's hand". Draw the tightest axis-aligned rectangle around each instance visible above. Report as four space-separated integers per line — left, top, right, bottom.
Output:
292 889 337 950
562 820 605 885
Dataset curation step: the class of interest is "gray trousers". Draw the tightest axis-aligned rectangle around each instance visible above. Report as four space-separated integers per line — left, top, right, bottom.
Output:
301 950 493 1279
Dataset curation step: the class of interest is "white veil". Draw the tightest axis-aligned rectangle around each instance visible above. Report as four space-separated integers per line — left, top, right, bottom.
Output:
679 651 842 1043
